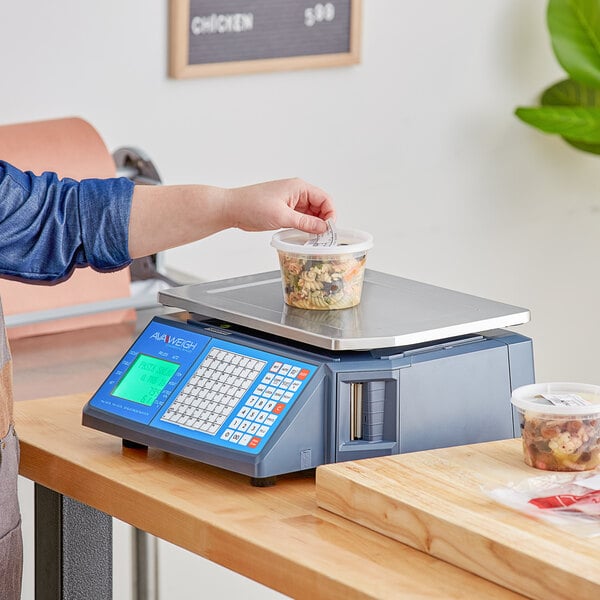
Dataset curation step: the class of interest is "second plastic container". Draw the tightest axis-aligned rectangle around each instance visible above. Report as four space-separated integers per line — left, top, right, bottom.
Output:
511 382 600 471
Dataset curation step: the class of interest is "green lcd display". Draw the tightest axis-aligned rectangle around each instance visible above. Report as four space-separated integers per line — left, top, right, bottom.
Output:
112 354 180 406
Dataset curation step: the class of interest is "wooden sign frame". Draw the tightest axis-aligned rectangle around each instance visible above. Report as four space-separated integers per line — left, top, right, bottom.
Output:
169 0 362 79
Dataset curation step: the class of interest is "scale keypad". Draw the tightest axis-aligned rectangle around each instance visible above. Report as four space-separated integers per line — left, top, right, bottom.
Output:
218 361 310 448
157 341 314 453
160 348 266 434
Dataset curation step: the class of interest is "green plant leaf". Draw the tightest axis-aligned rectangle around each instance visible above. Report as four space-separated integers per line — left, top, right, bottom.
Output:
541 77 600 106
515 106 600 142
547 0 600 88
541 80 600 151
564 137 600 152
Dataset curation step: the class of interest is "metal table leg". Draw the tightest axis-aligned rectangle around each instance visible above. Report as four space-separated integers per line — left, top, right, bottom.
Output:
133 529 159 600
34 484 112 600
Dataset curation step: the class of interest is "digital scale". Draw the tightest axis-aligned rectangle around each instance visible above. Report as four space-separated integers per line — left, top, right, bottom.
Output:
83 270 534 485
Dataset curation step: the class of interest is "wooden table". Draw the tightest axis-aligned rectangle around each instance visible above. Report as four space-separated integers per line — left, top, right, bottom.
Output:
317 440 600 600
15 394 526 600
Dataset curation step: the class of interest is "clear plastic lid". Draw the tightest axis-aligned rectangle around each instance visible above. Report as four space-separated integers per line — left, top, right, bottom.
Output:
271 227 373 256
511 382 600 416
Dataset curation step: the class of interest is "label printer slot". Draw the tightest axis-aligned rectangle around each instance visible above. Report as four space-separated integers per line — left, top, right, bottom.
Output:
350 381 387 442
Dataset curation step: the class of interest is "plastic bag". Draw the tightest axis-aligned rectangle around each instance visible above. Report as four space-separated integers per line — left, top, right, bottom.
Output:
484 470 600 538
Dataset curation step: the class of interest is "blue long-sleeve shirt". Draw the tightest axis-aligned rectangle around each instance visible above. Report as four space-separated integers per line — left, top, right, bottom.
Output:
0 160 134 281
0 160 135 435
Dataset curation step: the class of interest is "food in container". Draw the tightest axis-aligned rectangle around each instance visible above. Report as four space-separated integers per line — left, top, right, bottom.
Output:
511 382 600 471
271 227 373 310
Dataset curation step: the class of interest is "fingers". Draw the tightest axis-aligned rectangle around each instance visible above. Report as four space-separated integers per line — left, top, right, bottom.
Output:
295 180 336 222
288 211 329 234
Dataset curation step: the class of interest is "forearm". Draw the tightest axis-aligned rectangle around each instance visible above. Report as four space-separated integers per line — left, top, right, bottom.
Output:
128 177 334 259
129 178 335 258
128 184 230 259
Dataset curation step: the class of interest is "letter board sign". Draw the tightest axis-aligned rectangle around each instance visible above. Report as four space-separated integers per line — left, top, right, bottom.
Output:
169 0 361 78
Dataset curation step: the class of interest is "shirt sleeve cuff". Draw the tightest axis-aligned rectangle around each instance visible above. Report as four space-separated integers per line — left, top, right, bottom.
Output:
78 177 135 271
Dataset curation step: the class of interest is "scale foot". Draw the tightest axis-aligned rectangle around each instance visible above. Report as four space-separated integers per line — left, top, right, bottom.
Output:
122 439 148 450
250 476 277 487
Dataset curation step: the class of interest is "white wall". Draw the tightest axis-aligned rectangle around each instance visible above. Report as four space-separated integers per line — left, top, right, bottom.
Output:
2 1 597 384
4 0 600 597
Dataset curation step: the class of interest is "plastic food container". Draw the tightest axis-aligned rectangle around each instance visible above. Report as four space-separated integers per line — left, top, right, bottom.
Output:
271 227 373 310
511 382 600 471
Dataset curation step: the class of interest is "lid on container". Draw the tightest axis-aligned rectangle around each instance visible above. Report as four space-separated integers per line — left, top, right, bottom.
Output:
271 227 373 256
511 382 600 415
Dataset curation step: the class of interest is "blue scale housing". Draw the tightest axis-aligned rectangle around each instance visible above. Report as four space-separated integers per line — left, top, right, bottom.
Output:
83 312 534 481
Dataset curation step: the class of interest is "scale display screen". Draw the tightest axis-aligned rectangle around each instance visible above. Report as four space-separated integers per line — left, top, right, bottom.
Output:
112 354 180 406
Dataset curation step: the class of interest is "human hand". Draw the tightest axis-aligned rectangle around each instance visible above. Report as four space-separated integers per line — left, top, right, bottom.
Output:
223 177 335 234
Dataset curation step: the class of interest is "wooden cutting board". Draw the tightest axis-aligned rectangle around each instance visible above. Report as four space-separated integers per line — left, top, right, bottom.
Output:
315 439 600 600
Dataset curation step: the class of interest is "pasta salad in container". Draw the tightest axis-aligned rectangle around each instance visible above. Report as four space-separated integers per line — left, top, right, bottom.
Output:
511 382 600 472
271 227 373 310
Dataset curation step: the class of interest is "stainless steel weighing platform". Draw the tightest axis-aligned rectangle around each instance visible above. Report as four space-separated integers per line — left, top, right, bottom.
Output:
83 270 534 484
158 269 530 350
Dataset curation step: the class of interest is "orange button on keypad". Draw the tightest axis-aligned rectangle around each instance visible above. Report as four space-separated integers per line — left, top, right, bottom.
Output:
297 369 310 380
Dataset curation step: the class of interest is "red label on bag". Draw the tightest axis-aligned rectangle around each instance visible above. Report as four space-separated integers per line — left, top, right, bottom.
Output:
529 489 600 510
